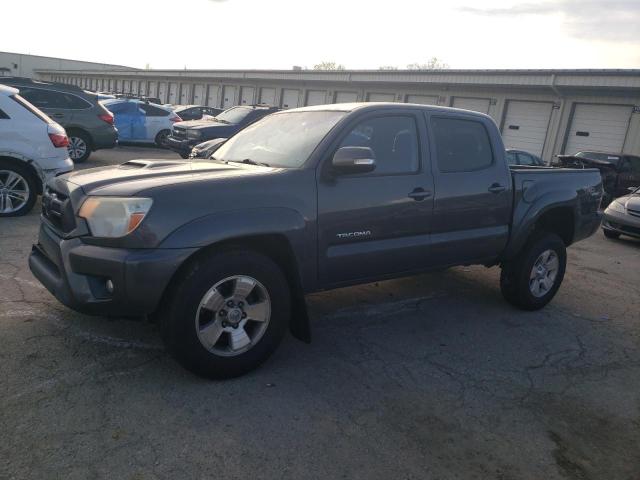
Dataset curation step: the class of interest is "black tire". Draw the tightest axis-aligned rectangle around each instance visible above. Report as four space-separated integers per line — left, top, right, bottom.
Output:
0 159 39 217
160 250 291 379
67 130 92 163
179 152 190 159
500 232 567 311
155 130 170 148
603 229 620 239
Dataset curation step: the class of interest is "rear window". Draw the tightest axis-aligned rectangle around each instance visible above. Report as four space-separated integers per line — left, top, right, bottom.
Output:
431 117 493 172
10 95 51 123
139 104 169 117
20 88 91 110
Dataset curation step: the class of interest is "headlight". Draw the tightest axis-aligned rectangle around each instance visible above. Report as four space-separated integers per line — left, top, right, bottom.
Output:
186 130 202 140
79 197 153 237
607 200 625 213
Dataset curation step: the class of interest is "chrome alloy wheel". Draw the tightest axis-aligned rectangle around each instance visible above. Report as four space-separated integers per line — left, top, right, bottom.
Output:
0 170 30 214
195 275 271 356
68 136 87 160
529 249 559 298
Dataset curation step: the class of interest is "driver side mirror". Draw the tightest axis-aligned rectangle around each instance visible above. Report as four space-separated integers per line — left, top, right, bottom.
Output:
332 146 376 175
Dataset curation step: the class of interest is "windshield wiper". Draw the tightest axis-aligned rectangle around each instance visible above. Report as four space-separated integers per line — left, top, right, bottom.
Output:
230 158 270 167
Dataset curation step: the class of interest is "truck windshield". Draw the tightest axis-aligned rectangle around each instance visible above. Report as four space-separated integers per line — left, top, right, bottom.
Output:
216 106 252 124
213 111 346 168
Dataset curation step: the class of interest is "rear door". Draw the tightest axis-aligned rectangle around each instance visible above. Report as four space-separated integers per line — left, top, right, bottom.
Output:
427 114 512 265
138 103 170 141
317 110 434 285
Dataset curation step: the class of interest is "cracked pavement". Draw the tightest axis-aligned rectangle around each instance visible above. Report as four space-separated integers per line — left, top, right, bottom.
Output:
1 146 640 480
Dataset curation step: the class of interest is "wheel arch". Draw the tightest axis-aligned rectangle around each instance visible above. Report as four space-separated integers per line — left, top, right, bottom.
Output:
0 154 43 194
66 127 94 151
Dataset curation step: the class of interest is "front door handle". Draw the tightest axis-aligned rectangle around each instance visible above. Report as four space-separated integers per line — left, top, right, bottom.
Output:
50 113 64 118
488 183 507 194
408 188 432 201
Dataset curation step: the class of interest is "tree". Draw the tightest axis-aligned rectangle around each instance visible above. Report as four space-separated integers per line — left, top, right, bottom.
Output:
313 61 346 71
406 57 449 70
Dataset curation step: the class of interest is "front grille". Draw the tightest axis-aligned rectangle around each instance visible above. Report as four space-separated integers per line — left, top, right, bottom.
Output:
627 208 640 218
172 127 186 140
42 186 76 233
609 221 640 236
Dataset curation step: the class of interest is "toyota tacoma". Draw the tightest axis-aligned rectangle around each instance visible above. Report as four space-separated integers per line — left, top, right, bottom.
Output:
29 103 603 378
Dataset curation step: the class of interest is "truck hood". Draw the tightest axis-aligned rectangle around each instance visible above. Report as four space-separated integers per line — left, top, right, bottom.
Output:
61 159 276 196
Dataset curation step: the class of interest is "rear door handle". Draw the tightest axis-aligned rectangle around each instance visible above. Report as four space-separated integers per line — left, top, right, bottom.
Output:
408 188 432 201
488 183 507 194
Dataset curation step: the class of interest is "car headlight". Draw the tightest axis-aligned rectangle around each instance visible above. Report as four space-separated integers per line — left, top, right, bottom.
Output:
607 200 626 213
186 130 202 140
79 197 153 237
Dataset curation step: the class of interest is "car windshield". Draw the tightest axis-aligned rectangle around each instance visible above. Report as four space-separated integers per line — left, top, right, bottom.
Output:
213 111 346 168
216 106 252 124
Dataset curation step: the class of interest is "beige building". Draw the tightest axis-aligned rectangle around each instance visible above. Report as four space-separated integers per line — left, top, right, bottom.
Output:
36 67 640 162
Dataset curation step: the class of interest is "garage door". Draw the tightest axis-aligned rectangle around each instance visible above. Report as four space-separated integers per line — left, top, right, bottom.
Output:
207 85 219 107
180 84 191 104
193 84 204 104
281 89 300 109
501 101 553 157
334 91 358 103
259 88 276 105
367 92 396 102
240 87 255 105
406 94 438 105
306 90 327 106
452 97 491 114
565 104 633 154
222 86 237 108
158 83 167 103
168 83 178 104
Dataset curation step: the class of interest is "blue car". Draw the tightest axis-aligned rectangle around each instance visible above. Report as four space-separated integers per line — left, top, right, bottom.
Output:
102 99 182 146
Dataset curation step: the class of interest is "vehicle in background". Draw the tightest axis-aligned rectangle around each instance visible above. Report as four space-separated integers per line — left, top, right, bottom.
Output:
173 105 223 121
0 84 73 216
554 151 640 204
505 149 545 166
101 99 182 146
29 103 603 378
602 186 640 240
165 105 280 158
113 93 163 105
0 77 117 163
189 137 227 159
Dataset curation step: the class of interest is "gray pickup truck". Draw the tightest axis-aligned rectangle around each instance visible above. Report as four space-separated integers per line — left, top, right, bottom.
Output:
29 103 603 378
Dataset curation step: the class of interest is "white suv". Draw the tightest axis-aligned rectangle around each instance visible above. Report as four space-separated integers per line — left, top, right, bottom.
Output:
0 84 73 216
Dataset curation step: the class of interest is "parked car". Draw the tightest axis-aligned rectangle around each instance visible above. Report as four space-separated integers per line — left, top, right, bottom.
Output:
29 103 603 379
555 151 640 204
0 77 117 163
505 149 544 166
602 186 640 240
165 105 280 158
0 84 73 216
101 99 182 146
173 105 223 121
189 138 227 159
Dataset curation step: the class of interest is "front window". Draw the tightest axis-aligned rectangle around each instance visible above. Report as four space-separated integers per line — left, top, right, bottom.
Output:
213 111 346 168
216 106 252 124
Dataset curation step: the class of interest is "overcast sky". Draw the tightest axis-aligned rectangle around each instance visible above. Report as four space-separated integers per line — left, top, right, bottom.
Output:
2 0 639 69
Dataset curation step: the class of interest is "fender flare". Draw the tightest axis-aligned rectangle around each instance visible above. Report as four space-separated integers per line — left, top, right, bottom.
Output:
0 152 44 191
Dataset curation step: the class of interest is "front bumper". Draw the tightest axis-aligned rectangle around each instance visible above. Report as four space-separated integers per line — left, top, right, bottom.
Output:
165 135 197 156
29 222 196 316
602 209 640 238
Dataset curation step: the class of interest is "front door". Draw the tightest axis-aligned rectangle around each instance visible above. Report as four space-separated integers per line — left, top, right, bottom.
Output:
317 112 434 286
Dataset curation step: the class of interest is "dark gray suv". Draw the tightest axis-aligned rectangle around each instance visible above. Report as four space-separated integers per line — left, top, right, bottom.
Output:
0 77 118 163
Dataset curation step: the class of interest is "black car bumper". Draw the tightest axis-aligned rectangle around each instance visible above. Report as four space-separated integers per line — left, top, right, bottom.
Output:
602 209 640 238
29 223 196 316
165 136 197 156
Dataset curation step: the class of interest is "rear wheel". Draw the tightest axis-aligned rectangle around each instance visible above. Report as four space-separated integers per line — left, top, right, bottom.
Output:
603 229 620 239
155 130 170 147
160 250 291 379
500 232 566 311
67 131 91 163
0 160 38 217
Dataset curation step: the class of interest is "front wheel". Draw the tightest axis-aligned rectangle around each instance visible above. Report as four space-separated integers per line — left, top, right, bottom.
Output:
603 229 620 239
0 160 38 217
160 250 291 379
500 232 567 311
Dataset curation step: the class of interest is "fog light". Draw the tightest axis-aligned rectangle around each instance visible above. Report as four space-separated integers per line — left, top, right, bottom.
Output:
105 279 114 294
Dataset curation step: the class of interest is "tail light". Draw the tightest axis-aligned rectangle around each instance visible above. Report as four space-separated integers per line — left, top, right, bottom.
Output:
47 124 70 148
170 115 183 123
98 113 114 125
